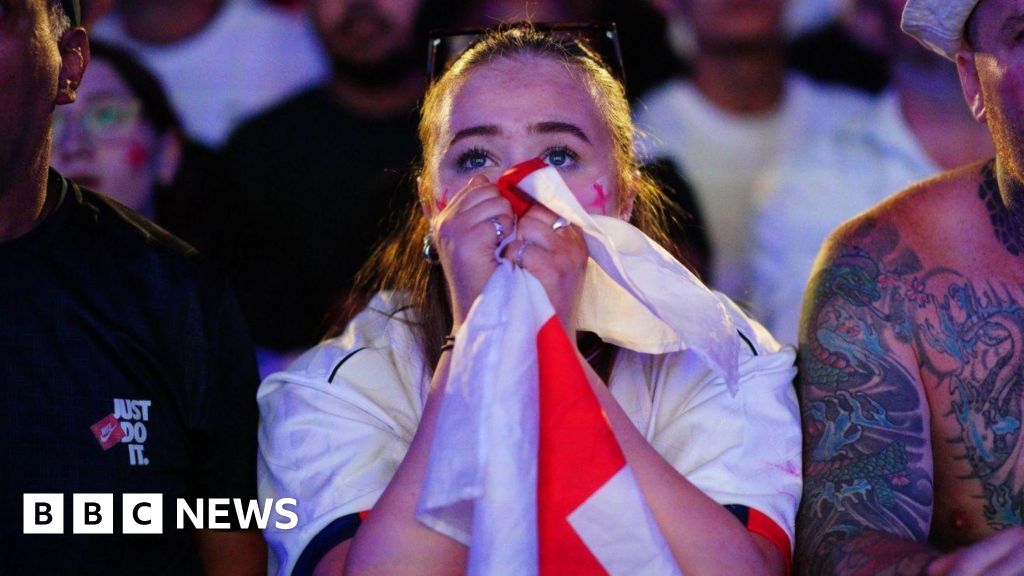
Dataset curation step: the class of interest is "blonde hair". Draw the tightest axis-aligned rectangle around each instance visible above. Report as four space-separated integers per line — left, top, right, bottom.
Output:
342 24 677 368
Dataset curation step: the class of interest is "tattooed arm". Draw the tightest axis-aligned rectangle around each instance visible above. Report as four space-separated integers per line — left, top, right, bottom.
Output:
796 219 942 575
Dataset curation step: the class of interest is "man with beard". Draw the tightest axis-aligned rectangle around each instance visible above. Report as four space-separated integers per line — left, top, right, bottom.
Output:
750 0 995 346
634 0 871 308
210 0 439 376
797 0 1024 573
0 1 264 573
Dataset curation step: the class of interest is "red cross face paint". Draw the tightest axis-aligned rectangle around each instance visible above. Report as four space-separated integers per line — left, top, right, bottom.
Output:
434 188 451 213
583 177 612 216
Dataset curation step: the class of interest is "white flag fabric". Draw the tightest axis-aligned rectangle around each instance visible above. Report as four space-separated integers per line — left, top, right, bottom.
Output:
417 159 744 574
498 158 740 390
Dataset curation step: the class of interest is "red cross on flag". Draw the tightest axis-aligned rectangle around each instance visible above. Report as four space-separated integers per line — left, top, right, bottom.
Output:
417 159 740 574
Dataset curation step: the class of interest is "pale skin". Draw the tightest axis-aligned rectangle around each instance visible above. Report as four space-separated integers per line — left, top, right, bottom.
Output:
316 54 783 575
797 2 1024 574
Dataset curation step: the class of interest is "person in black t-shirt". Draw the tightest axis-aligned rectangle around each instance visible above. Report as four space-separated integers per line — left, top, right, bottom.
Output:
209 0 459 376
0 2 265 574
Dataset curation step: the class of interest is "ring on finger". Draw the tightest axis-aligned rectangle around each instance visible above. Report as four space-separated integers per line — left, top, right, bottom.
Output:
514 240 531 268
488 216 506 244
552 216 571 231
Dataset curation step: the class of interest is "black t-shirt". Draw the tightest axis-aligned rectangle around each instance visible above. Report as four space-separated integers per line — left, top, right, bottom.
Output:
0 171 260 575
209 86 421 351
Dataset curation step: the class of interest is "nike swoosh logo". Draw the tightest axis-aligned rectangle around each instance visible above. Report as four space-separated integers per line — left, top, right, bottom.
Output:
100 423 115 443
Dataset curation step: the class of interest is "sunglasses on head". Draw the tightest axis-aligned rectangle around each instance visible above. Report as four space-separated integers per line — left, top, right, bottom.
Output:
426 22 626 84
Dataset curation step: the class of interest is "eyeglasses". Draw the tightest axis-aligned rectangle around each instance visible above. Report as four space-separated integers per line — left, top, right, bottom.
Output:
52 99 144 144
426 22 625 84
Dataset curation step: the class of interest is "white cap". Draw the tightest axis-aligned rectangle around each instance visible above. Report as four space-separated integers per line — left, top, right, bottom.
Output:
901 0 982 60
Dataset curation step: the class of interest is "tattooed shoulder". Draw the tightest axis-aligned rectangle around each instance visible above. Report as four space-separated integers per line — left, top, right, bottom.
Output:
797 216 935 572
797 176 1024 571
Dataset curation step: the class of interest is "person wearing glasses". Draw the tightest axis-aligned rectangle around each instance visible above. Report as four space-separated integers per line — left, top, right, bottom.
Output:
49 40 217 247
50 40 177 221
0 2 265 573
257 24 801 576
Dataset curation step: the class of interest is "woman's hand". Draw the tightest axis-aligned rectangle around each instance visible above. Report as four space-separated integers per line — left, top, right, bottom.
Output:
433 174 515 330
504 203 588 332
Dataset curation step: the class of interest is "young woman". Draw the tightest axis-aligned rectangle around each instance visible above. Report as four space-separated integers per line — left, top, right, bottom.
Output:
50 40 213 246
258 25 800 576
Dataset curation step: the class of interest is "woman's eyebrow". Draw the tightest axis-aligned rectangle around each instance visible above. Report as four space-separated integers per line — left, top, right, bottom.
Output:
531 121 591 144
450 125 500 145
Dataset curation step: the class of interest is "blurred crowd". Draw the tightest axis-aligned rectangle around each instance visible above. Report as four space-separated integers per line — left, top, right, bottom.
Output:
57 0 994 376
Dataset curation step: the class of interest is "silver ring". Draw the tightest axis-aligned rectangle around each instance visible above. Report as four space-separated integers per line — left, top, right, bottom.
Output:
489 216 506 244
552 216 571 231
514 240 531 268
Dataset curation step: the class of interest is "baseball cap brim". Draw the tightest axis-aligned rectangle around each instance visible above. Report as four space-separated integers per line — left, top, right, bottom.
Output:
901 0 981 60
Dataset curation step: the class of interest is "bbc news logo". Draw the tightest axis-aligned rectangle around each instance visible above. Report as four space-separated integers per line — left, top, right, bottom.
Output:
23 494 298 534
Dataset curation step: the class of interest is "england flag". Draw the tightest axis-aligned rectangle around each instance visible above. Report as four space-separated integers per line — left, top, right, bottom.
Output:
416 159 743 575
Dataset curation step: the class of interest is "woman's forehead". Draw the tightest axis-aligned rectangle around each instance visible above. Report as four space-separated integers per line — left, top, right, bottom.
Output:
445 55 604 132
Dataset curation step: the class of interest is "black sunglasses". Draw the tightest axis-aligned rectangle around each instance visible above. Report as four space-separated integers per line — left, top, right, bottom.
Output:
426 22 626 84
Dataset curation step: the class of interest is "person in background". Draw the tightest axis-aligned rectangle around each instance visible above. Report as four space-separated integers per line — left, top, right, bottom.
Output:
0 1 265 573
634 0 872 307
90 0 327 147
210 0 448 376
750 0 994 345
51 40 177 220
797 0 1024 573
50 40 217 246
258 25 800 576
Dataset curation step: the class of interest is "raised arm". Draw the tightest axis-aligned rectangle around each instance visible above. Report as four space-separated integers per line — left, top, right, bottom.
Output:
796 218 941 574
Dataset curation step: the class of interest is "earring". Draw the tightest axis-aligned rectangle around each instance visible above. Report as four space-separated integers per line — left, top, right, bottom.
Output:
422 230 440 265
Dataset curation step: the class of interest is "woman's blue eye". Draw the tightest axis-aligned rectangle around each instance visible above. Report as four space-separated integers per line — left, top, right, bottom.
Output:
544 147 578 168
456 149 494 172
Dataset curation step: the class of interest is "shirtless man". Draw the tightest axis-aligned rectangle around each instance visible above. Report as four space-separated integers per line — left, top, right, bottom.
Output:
797 0 1024 573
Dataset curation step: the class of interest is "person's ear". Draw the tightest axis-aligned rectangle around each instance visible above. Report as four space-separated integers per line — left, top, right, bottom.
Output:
155 131 183 186
56 28 89 106
956 48 986 123
417 175 434 220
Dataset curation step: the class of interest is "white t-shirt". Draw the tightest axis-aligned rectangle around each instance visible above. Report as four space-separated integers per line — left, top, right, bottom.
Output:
749 90 941 345
257 292 801 575
92 0 328 147
634 74 872 306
